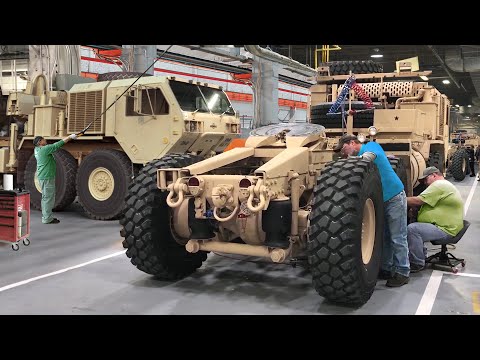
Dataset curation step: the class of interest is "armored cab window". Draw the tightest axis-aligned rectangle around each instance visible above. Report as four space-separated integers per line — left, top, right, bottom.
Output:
126 87 169 116
169 80 235 115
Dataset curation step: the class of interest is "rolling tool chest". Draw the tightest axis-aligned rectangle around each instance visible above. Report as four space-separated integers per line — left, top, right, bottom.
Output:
0 189 30 251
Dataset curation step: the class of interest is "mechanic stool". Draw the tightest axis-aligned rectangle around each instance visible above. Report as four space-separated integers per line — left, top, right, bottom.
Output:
425 220 470 274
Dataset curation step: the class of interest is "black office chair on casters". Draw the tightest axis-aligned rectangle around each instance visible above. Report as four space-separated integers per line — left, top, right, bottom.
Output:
425 220 470 273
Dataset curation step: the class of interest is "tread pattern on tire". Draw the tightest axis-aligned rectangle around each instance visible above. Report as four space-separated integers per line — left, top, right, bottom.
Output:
320 60 383 76
389 157 408 194
120 153 207 280
97 71 152 82
311 102 381 129
450 149 468 181
24 148 77 211
428 151 444 173
308 158 384 306
53 149 78 210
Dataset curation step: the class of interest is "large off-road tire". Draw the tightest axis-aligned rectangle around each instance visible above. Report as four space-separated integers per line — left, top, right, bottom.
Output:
428 151 444 173
449 149 469 181
15 148 33 188
24 149 77 211
308 158 384 306
389 157 408 193
97 71 152 82
320 60 383 76
311 101 381 129
120 154 207 280
76 149 132 220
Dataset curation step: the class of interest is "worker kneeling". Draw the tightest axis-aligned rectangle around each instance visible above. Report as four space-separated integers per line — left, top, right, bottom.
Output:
406 167 464 272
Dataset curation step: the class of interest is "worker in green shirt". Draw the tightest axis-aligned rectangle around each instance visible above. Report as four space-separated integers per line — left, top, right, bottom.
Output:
406 166 464 272
33 134 78 224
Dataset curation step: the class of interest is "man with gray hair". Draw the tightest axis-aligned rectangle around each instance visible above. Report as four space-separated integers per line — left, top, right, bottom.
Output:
33 133 78 224
406 166 464 271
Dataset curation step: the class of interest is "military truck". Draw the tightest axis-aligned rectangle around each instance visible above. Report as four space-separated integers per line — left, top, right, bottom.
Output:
445 129 478 180
0 73 239 220
120 62 452 306
310 61 451 196
446 143 470 181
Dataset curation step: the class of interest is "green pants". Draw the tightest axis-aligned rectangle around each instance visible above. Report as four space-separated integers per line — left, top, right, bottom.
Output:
39 178 55 224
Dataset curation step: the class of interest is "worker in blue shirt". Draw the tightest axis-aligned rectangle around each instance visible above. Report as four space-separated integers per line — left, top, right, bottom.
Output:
334 134 410 287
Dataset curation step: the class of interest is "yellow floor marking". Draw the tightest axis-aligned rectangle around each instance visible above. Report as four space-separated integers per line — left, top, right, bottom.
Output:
472 292 480 314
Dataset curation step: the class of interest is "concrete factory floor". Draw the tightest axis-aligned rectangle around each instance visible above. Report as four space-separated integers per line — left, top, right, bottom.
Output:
0 176 479 315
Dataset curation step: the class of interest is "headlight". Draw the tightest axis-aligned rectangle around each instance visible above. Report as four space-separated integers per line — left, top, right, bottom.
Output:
368 126 378 136
357 133 366 143
231 124 237 133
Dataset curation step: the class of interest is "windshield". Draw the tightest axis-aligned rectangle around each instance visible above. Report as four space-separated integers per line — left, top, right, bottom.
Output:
169 80 235 115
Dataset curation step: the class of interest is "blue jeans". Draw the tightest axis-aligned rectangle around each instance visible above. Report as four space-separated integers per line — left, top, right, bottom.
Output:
407 222 452 266
382 190 410 276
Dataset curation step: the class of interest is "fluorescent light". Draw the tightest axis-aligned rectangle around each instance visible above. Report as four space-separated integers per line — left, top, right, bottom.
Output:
420 75 429 81
370 54 383 58
442 79 450 84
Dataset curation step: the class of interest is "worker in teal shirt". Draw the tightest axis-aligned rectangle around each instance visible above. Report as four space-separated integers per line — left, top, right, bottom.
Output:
33 134 77 224
334 134 410 287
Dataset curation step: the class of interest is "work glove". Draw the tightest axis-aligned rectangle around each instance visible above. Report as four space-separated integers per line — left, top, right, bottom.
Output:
69 133 78 140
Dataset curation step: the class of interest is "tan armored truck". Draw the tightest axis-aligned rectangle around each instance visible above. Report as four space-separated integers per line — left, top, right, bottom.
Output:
120 62 453 306
310 61 451 196
0 73 239 219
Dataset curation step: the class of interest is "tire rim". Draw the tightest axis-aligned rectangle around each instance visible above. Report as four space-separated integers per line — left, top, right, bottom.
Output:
361 198 375 264
88 167 115 201
34 172 42 193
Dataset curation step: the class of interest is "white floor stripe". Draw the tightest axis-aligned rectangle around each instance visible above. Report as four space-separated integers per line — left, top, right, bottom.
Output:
415 270 443 315
446 271 480 278
464 178 478 216
416 178 479 314
0 250 126 293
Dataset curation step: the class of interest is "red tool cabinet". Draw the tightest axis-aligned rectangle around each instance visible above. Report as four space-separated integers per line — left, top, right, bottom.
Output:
0 190 30 251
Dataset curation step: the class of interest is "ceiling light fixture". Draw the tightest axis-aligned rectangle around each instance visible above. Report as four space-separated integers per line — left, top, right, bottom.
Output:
370 48 383 58
420 75 429 81
442 79 450 84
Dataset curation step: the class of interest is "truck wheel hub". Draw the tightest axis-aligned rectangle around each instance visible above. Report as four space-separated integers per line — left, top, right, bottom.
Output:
361 198 375 264
88 167 115 201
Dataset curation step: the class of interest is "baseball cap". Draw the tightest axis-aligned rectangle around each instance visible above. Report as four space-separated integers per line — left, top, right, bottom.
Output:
333 134 359 152
418 166 440 180
33 136 44 146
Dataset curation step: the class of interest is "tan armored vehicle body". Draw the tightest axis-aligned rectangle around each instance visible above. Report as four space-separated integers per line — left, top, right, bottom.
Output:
310 64 451 195
121 62 453 306
1 73 239 219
